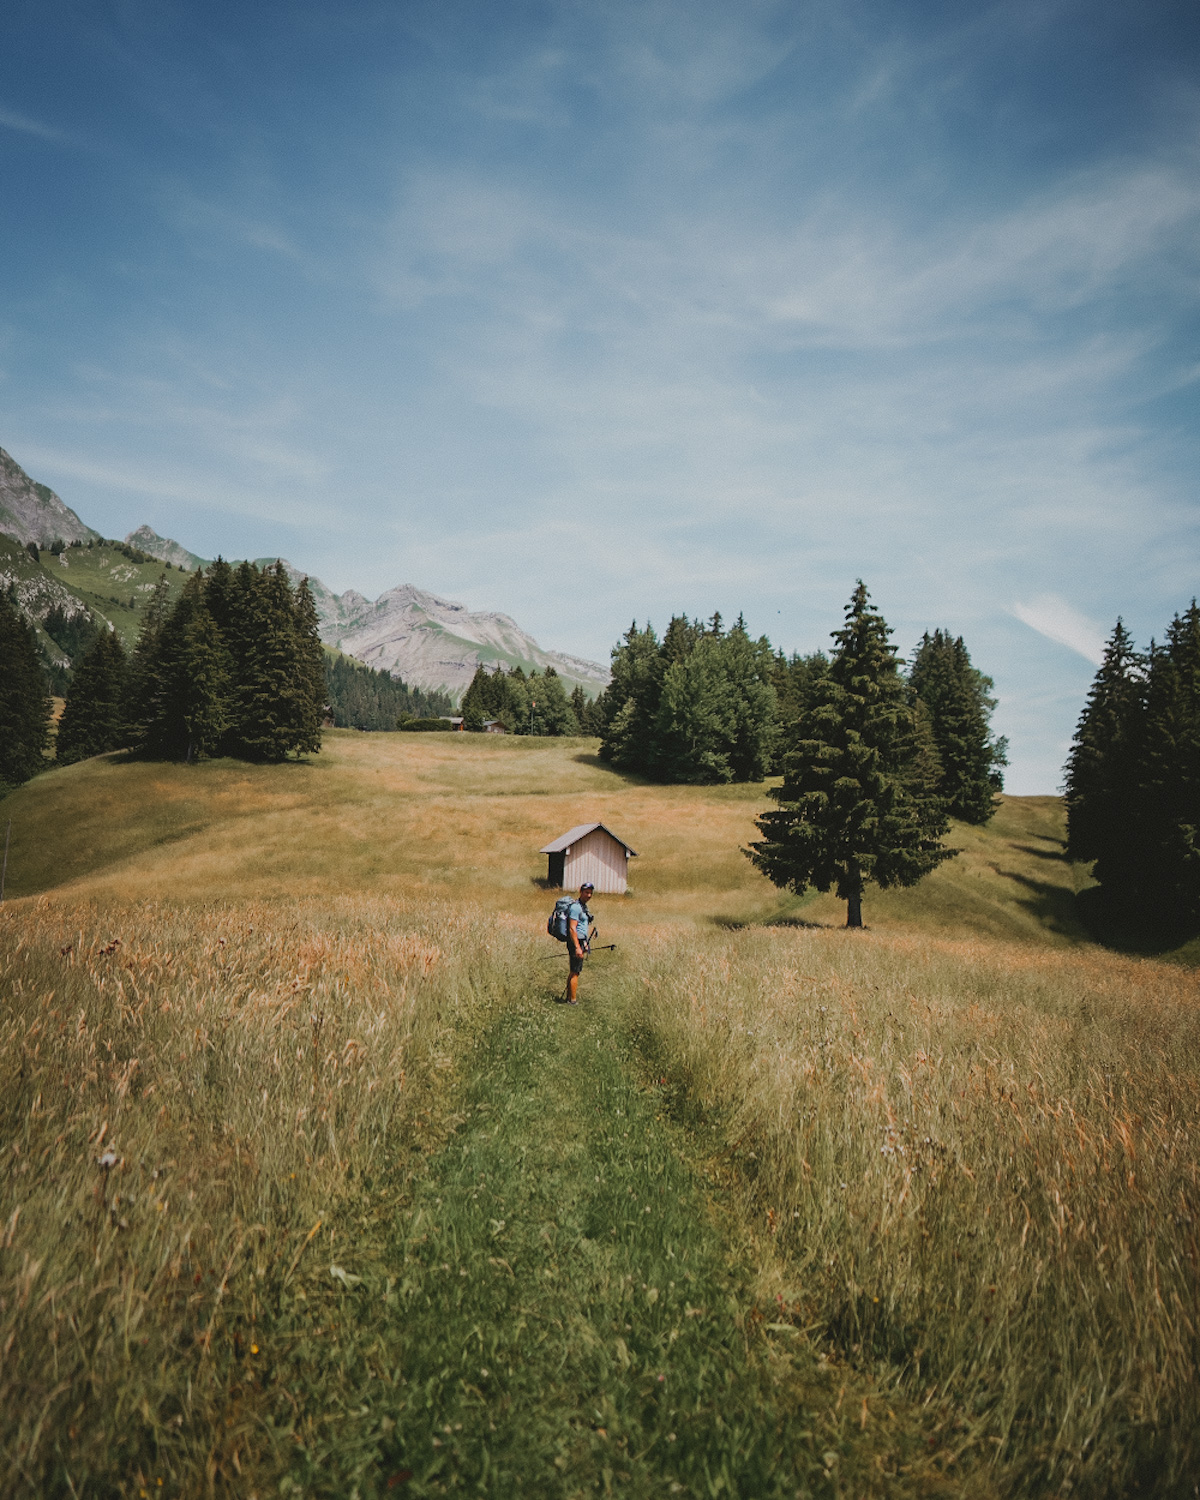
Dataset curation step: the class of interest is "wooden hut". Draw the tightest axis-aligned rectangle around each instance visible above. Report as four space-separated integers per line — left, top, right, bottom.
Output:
540 823 637 895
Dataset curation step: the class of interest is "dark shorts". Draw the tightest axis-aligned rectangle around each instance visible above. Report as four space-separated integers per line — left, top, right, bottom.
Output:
568 952 585 976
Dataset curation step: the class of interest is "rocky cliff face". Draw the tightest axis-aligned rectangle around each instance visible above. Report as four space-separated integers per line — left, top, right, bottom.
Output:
125 525 207 572
0 448 98 547
322 583 610 701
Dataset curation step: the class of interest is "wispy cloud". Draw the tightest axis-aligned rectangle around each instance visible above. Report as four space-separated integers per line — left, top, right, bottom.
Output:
0 103 68 142
1011 596 1107 665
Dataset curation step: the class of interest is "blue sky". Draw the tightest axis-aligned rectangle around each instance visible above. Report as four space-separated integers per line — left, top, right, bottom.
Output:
2 0 1197 791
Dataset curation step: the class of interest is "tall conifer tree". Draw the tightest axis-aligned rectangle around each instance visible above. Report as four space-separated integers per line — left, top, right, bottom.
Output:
1064 620 1145 872
123 575 173 754
908 629 1007 823
527 667 578 736
1067 608 1200 942
0 587 51 789
292 577 327 755
56 630 128 764
598 622 664 772
747 582 953 926
180 603 233 760
1134 604 1200 937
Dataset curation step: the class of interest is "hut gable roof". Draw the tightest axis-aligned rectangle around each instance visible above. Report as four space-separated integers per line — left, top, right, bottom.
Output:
539 822 638 857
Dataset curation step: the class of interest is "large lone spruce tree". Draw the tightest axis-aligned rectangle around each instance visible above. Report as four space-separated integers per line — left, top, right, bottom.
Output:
746 582 953 926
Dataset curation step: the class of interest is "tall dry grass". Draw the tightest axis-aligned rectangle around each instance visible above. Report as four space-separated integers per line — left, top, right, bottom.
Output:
625 926 1200 1496
0 895 538 1495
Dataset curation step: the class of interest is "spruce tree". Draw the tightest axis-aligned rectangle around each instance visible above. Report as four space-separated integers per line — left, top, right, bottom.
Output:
569 684 604 736
0 587 51 789
225 563 305 762
461 663 508 728
291 577 326 755
56 630 128 764
747 582 954 926
140 571 209 758
123 575 173 754
722 617 778 782
1067 608 1200 943
527 667 578 736
1064 620 1145 872
653 633 739 783
908 629 1007 823
1133 604 1200 938
179 604 233 760
598 622 664 773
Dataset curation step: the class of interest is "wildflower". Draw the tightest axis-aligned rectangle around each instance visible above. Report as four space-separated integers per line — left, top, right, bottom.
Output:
98 1150 118 1169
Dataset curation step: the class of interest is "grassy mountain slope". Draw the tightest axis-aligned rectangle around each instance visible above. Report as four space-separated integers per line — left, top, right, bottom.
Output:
0 533 185 656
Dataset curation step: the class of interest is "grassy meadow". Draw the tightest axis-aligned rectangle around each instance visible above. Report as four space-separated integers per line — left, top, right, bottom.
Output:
1 730 1197 1497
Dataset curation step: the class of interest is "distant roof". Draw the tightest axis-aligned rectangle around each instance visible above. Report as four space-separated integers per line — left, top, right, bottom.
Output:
539 822 638 856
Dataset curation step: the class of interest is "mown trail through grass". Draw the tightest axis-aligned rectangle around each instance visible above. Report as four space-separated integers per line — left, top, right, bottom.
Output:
348 974 949 1499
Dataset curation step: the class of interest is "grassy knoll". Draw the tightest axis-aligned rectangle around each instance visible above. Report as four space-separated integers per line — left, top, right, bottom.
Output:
2 731 1092 949
2 733 1197 1495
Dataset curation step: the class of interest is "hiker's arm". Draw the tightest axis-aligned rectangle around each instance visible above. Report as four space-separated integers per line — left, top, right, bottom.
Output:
568 917 582 956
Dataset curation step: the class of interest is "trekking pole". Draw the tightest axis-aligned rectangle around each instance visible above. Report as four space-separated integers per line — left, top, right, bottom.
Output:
540 945 618 960
0 819 9 903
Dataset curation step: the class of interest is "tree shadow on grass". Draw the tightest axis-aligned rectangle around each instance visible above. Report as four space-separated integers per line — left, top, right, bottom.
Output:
990 865 1093 940
570 752 655 785
709 913 835 931
1074 886 1200 963
1011 841 1070 862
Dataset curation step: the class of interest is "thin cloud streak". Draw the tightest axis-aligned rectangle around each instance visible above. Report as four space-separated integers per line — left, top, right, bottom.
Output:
0 103 67 141
1011 596 1107 665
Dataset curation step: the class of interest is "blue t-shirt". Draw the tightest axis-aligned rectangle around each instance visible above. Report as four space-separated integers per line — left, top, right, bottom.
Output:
568 900 590 942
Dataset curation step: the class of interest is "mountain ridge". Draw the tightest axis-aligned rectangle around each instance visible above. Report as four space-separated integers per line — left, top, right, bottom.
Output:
1 449 608 703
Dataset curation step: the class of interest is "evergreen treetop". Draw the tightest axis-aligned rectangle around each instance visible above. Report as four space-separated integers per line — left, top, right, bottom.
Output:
56 629 128 765
908 629 1007 823
747 582 954 926
1065 605 1200 944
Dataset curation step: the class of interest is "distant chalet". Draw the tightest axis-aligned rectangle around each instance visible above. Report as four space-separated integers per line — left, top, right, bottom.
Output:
540 823 637 894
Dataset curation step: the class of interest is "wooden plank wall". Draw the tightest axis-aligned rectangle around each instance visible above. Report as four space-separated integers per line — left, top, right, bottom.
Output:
562 829 628 894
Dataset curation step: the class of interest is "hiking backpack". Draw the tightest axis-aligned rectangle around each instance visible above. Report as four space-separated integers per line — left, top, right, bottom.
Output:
547 897 574 942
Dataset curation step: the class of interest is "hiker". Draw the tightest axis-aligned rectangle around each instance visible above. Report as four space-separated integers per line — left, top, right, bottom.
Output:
565 881 594 1005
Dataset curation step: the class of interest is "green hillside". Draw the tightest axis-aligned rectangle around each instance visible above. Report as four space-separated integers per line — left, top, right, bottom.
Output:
0 532 186 667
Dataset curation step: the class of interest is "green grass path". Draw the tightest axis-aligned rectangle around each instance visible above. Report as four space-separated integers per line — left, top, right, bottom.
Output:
289 978 943 1498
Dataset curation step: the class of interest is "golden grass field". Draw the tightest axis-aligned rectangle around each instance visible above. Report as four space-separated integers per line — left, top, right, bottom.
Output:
5 730 1090 940
1 730 1197 1496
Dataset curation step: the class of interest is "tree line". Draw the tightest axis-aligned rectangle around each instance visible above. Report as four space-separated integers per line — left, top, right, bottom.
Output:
326 654 452 731
65 560 328 763
459 661 604 736
595 600 1006 811
1 561 460 788
590 588 1007 925
1066 604 1200 944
